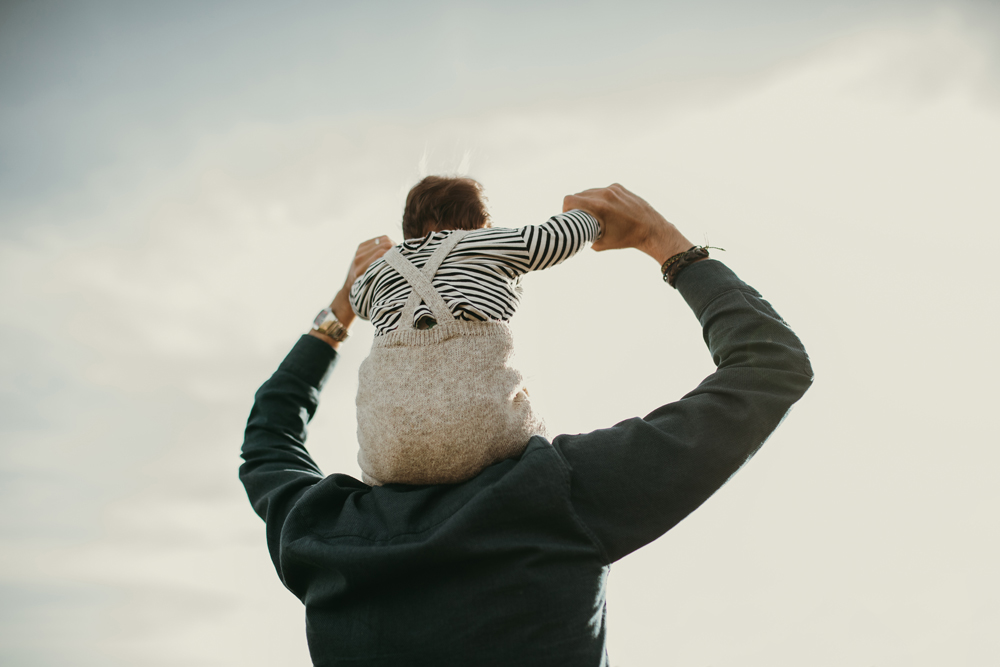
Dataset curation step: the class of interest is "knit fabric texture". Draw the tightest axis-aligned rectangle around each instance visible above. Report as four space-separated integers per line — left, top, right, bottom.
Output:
356 230 545 485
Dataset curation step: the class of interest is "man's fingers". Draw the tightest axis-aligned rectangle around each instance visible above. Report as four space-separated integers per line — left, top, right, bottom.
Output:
591 238 607 252
563 192 604 215
564 185 629 214
356 237 394 262
563 195 584 213
359 235 390 249
563 194 599 212
571 186 612 198
349 235 396 284
371 237 394 259
365 237 393 255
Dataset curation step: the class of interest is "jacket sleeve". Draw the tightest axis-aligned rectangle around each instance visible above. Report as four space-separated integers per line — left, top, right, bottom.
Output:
552 260 814 564
239 334 336 577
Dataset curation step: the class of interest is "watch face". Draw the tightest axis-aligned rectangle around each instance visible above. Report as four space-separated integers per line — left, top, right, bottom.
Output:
313 308 332 328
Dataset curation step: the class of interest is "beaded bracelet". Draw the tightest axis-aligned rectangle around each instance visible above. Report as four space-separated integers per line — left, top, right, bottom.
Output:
661 246 716 287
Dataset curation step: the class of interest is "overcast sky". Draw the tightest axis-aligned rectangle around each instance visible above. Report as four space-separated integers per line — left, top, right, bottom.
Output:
1 1 999 665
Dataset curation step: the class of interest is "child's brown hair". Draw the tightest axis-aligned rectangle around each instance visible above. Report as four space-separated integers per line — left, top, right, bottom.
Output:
402 176 490 240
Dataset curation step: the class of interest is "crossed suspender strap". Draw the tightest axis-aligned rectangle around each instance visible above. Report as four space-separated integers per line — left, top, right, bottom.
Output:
381 229 468 329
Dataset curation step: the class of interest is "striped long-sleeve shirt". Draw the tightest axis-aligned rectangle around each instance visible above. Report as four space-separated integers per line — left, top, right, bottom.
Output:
350 209 601 335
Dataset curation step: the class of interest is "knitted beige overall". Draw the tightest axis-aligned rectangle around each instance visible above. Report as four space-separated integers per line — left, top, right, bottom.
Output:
356 230 545 486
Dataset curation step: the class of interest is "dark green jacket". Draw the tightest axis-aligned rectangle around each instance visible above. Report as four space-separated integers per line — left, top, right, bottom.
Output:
240 260 813 666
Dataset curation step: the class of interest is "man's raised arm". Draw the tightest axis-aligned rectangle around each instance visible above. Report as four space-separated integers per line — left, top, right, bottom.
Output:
239 235 392 576
555 185 813 564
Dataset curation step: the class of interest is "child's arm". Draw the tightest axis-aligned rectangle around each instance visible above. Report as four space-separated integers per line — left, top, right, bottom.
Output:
520 209 602 273
347 236 396 321
348 266 376 321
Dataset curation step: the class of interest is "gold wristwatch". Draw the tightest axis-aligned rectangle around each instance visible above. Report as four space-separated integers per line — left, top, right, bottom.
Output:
312 307 350 342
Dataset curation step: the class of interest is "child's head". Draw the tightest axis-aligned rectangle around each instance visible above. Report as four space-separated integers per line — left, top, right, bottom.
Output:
402 176 490 240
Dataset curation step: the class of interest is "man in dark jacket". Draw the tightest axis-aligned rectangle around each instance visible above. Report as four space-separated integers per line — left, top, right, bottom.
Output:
240 184 813 666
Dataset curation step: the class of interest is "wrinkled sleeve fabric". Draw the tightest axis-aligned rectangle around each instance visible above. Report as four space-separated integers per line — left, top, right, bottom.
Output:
239 334 337 579
349 260 382 321
553 260 814 564
520 210 601 273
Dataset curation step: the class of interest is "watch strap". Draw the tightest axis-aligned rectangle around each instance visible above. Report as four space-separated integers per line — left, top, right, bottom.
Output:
312 307 350 342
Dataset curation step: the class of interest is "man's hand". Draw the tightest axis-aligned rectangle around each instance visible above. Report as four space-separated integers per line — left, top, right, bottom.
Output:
563 184 694 265
345 236 395 289
311 235 395 349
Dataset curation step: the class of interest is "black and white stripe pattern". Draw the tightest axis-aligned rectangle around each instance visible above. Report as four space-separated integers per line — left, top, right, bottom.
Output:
350 210 600 335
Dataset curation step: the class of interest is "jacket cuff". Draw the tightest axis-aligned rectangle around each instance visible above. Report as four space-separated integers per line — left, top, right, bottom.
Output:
276 334 339 390
675 259 760 318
